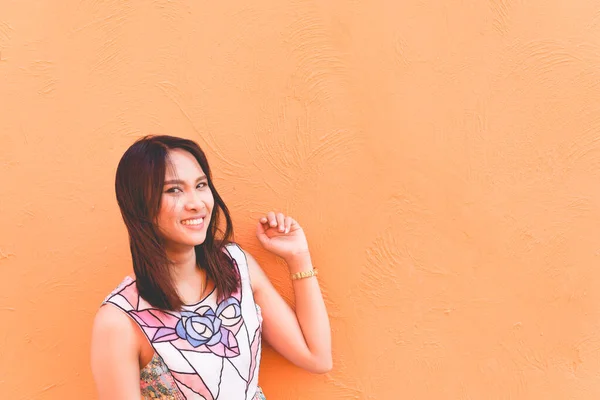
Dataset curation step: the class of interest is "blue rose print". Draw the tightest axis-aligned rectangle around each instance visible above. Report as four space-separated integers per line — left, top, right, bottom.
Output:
216 297 242 327
175 309 222 347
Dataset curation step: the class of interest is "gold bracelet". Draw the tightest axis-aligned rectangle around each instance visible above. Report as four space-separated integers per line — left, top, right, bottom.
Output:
290 269 318 280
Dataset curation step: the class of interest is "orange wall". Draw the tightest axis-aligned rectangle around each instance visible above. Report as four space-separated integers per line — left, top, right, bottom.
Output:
2 1 600 398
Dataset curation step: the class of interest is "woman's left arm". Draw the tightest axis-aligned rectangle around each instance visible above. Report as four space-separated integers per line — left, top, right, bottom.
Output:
245 211 332 374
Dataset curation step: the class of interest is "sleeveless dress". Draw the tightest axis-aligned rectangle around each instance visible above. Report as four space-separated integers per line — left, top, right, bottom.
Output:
102 243 266 400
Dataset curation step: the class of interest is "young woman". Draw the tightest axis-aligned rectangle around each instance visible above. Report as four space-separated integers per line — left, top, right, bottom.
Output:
91 135 332 399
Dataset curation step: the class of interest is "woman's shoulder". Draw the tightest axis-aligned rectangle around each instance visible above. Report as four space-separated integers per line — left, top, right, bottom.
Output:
96 276 139 330
223 243 269 295
93 301 135 334
223 241 249 262
91 300 143 387
223 241 243 252
92 277 144 356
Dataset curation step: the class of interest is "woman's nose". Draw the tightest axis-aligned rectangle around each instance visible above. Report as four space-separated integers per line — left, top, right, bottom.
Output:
184 191 205 211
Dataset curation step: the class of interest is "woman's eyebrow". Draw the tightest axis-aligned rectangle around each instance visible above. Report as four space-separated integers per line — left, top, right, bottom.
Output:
164 175 207 185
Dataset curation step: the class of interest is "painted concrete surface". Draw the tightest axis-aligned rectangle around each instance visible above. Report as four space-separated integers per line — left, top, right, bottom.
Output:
2 0 600 398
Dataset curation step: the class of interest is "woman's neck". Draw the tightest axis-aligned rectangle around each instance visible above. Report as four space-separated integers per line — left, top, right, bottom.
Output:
166 245 209 305
167 246 199 282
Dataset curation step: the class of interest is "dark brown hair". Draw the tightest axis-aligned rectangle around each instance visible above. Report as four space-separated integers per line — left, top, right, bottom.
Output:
115 135 239 310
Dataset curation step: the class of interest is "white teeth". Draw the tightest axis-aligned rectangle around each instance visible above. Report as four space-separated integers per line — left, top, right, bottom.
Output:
182 218 203 226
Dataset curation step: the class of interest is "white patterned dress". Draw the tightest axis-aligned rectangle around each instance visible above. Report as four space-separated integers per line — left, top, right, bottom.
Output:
103 244 265 400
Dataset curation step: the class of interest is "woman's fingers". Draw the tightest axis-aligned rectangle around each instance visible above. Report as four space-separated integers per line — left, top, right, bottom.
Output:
284 216 293 234
276 213 285 232
267 211 277 228
260 211 298 234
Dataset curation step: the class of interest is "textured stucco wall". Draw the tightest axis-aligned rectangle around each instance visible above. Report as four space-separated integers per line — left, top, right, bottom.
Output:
2 0 600 398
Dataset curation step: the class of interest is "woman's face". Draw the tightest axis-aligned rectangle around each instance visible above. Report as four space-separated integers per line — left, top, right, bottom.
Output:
156 148 214 251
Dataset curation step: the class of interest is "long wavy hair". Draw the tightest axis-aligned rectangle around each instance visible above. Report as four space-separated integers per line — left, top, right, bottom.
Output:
115 135 239 310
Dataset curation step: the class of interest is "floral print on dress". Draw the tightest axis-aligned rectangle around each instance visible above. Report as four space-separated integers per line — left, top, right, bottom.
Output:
140 354 185 400
253 387 267 400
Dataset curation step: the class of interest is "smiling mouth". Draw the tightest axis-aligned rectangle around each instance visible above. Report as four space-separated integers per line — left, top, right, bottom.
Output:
181 218 204 226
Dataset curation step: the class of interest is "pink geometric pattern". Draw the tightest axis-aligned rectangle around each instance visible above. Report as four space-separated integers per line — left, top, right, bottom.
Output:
103 244 264 400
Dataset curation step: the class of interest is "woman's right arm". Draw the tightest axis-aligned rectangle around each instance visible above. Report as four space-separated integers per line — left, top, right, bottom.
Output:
91 305 142 400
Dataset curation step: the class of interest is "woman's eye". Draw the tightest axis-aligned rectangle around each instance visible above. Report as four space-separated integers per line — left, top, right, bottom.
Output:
197 182 207 189
166 187 182 193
